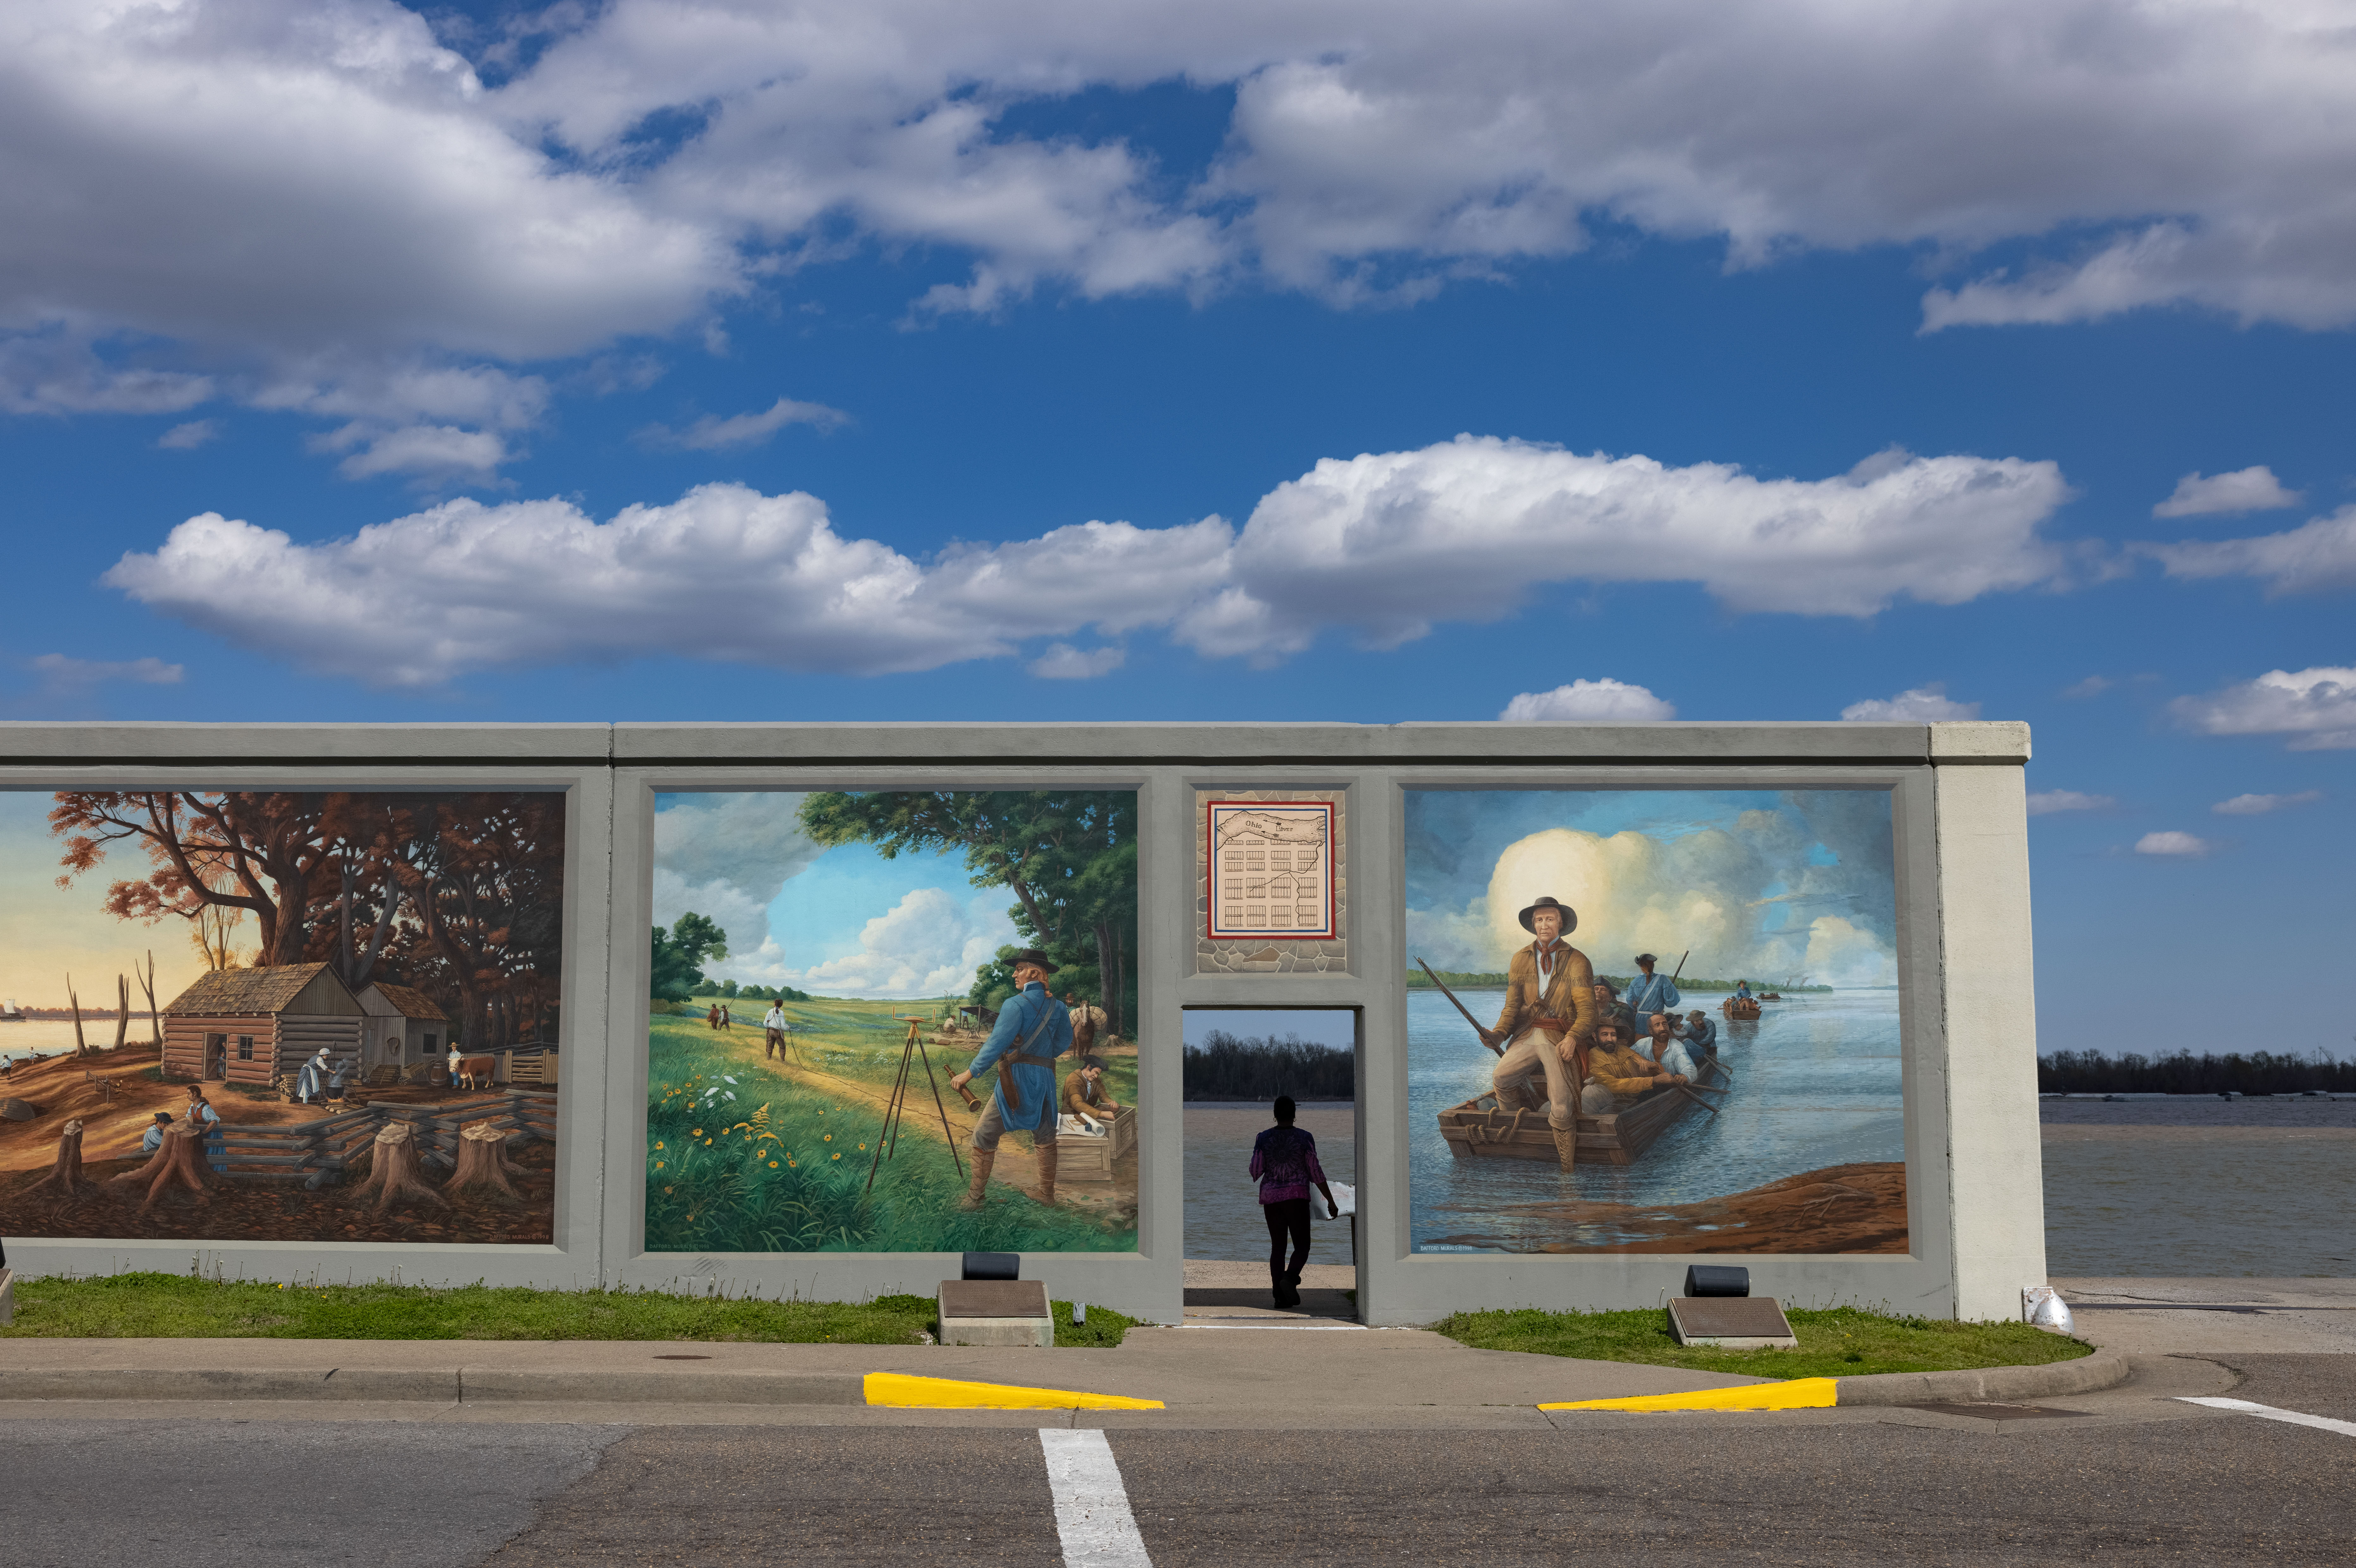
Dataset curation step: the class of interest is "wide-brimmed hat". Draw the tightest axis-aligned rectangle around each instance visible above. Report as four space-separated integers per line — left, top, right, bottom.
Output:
1009 947 1054 974
1517 895 1578 933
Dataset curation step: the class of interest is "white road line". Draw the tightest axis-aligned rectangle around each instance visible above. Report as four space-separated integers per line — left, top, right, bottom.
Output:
2176 1396 2356 1439
1039 1427 1153 1567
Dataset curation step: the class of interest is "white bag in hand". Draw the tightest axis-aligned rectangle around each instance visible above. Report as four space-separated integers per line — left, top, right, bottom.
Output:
1320 1181 1356 1219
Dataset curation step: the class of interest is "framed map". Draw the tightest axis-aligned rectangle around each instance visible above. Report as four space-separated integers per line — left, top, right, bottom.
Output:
1205 800 1336 941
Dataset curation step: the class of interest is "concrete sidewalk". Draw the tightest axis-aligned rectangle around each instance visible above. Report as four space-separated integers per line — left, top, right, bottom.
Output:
2055 1276 2356 1355
0 1327 1766 1427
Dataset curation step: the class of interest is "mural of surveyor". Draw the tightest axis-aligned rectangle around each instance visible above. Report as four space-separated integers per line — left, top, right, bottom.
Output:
1405 788 1907 1255
644 789 1138 1255
0 790 565 1245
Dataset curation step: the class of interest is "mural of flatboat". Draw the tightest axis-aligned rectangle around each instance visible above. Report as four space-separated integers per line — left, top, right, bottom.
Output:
1723 996 1761 1019
1436 1054 1729 1167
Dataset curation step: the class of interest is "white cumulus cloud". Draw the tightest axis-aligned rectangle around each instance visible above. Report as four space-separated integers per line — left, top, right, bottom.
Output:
637 397 849 452
2139 507 2356 597
2134 830 2211 857
29 653 185 693
156 420 221 451
1028 643 1125 679
1840 685 1981 722
2026 790 2113 816
13 0 2356 467
1499 680 1675 722
2153 466 2301 518
2213 790 2323 815
104 440 2080 685
2173 666 2356 751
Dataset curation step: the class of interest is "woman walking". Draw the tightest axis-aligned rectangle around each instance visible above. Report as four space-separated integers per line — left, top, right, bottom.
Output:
1250 1095 1339 1309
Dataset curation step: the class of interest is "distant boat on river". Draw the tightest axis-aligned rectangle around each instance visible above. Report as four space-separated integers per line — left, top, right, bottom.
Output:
0 999 22 1022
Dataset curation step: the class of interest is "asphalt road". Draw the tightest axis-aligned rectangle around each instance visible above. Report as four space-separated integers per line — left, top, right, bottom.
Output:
6 1367 2354 1567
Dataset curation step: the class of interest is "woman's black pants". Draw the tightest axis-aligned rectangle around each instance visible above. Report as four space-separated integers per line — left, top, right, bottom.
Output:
1264 1197 1312 1290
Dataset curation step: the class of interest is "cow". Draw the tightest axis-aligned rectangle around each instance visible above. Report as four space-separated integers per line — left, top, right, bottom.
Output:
449 1052 497 1090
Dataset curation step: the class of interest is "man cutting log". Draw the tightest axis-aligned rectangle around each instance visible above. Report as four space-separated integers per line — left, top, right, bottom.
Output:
1476 896 1597 1171
949 948 1073 1210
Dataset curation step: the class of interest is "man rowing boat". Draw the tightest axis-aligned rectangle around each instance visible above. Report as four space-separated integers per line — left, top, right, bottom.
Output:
1475 895 1597 1172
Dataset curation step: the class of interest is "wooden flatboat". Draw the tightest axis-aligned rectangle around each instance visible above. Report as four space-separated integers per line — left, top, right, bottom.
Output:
1723 996 1761 1019
1436 1055 1728 1167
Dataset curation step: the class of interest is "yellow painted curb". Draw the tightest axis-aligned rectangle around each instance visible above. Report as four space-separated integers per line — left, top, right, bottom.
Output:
1540 1377 1839 1412
862 1372 1166 1410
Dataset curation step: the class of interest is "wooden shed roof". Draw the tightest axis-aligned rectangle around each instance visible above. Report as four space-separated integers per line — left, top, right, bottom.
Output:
361 981 448 1021
162 963 360 1017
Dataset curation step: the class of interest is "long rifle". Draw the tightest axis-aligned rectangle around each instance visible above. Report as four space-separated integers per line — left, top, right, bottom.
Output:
1416 958 1503 1056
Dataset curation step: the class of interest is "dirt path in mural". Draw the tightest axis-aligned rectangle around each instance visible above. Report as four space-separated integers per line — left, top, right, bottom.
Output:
0 1049 331 1171
692 1026 1137 1217
1423 1161 1908 1254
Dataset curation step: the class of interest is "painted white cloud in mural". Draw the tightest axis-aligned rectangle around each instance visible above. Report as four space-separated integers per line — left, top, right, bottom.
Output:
1404 793 1897 988
741 887 1016 999
650 792 822 956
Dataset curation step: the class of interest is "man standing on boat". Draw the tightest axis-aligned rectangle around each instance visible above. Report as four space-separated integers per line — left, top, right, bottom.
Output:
1625 954 1680 1029
1477 896 1596 1172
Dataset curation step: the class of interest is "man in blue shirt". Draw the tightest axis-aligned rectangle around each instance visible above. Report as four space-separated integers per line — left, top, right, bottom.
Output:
951 949 1075 1210
1625 954 1680 1026
1678 1009 1718 1056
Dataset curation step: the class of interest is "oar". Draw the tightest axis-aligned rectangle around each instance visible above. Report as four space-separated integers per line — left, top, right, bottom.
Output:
1666 1081 1720 1118
1416 958 1504 1057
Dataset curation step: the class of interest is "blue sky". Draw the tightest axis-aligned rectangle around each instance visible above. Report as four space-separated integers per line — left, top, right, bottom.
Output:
3 2 2350 1056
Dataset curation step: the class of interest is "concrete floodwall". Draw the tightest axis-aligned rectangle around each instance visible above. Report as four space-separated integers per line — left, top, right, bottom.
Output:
0 721 2042 1326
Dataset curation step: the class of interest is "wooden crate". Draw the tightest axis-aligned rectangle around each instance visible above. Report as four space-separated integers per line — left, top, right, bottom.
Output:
1056 1106 1135 1182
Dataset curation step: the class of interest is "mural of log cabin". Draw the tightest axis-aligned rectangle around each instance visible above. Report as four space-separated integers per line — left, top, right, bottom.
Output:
358 981 447 1075
160 963 364 1087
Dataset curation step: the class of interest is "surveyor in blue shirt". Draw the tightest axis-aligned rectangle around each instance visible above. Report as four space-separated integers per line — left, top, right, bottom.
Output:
1625 953 1680 1023
951 948 1074 1211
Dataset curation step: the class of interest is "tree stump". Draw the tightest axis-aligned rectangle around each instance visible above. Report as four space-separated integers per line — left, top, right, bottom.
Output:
352 1121 447 1214
24 1118 99 1204
446 1120 523 1202
106 1125 219 1213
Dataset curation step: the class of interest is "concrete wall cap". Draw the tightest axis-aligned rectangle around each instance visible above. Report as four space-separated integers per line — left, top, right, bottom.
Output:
1929 721 2031 763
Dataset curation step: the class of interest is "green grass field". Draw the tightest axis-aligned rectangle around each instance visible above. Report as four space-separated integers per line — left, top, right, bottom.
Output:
647 994 1137 1255
0 1272 1138 1347
1430 1304 2093 1380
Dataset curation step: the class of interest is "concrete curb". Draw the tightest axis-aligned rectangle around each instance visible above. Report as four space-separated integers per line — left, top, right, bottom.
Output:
1833 1345 2127 1406
0 1365 1160 1410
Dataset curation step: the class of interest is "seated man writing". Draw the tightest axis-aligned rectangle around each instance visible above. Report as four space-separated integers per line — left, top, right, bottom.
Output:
1580 1020 1688 1114
1060 1056 1121 1128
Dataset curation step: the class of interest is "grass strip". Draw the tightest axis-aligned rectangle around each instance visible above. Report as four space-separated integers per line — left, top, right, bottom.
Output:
1 1272 1134 1348
1431 1304 2090 1380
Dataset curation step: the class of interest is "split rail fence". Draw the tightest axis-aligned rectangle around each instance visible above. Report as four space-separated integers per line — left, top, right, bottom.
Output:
210 1090 558 1189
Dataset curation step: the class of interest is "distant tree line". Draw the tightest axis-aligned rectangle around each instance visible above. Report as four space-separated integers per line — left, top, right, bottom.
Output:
2040 1049 2356 1095
1184 1030 1354 1102
649 913 811 1003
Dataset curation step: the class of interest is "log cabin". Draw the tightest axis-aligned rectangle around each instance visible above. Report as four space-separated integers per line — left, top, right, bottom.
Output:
160 964 365 1087
358 981 449 1075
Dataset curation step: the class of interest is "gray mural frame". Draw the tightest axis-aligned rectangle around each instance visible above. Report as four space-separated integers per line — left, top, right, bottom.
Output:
0 725 614 1289
0 721 2043 1327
